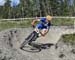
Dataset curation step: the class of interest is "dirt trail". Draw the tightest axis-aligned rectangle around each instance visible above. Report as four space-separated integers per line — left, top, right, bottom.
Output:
0 26 75 60
37 26 75 44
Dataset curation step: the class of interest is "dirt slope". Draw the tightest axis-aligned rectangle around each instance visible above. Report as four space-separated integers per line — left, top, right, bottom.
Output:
0 26 75 60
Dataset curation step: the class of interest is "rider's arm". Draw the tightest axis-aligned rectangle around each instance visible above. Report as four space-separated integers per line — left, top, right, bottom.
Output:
31 18 40 26
40 22 51 36
47 22 51 30
40 29 49 36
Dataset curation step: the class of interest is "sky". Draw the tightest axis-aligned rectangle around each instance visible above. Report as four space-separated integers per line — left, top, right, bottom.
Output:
0 0 6 6
10 0 20 7
68 0 74 5
0 0 20 7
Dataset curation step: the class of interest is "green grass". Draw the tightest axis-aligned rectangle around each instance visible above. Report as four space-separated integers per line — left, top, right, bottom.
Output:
0 18 74 31
0 20 32 31
62 34 75 44
52 18 74 26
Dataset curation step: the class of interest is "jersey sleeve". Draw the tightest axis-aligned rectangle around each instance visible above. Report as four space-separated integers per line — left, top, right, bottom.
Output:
48 22 51 26
40 18 46 22
47 22 51 30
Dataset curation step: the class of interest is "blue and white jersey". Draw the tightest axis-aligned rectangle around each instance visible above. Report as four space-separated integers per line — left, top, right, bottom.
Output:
36 18 51 29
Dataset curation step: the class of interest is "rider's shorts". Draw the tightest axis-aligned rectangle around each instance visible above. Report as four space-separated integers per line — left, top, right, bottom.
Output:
36 23 47 29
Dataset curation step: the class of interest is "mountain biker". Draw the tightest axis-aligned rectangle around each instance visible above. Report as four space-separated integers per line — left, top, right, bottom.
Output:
31 15 52 37
20 15 53 49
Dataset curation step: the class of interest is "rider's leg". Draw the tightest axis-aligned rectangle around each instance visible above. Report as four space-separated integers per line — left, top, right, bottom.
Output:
42 29 47 34
40 29 48 36
27 28 47 46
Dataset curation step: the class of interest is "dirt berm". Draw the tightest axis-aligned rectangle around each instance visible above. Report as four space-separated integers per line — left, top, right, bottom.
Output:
0 26 75 60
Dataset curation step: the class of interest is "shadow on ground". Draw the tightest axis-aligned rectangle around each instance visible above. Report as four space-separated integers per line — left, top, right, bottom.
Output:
20 43 54 53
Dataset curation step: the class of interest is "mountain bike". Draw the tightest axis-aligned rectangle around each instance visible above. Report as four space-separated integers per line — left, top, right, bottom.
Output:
20 28 54 52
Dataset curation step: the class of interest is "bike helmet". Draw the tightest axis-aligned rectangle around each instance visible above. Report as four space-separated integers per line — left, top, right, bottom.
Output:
46 15 52 21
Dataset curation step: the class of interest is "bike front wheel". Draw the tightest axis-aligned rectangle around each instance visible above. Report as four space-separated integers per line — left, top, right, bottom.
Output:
20 40 29 49
21 45 41 52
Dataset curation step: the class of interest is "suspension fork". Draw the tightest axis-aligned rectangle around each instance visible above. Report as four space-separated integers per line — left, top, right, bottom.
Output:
28 31 39 45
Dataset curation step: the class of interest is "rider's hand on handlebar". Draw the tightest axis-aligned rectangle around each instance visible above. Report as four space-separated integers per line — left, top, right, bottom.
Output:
31 22 35 28
32 25 35 28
